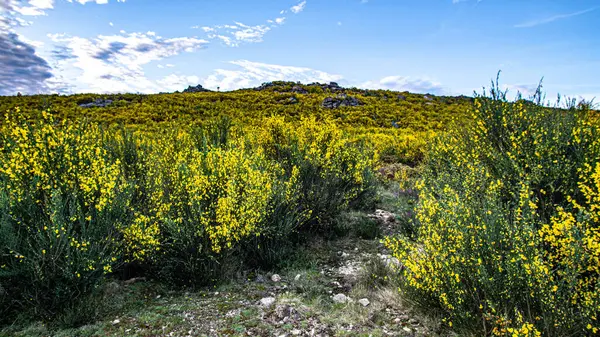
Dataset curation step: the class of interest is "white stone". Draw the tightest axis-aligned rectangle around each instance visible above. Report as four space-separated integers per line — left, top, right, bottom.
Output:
260 297 276 307
358 298 370 307
333 293 350 304
291 329 302 335
271 274 281 282
294 274 301 281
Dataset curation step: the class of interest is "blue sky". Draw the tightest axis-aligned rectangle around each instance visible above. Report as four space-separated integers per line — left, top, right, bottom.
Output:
1 0 599 100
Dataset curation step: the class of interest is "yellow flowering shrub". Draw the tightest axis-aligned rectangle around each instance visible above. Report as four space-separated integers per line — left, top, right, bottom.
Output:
252 116 377 227
0 105 380 320
0 109 129 320
385 86 600 335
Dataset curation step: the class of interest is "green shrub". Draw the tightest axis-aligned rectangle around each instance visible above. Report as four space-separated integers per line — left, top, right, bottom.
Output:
385 80 600 336
0 110 379 325
0 112 129 323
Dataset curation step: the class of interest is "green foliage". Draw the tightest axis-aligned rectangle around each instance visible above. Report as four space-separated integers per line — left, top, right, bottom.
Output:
333 211 381 240
0 108 378 325
0 86 473 165
385 81 600 336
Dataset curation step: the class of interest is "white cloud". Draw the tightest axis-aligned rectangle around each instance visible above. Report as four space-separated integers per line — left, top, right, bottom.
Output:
13 0 125 16
202 60 342 91
208 34 233 46
204 22 272 46
290 1 306 14
196 1 306 47
17 34 45 48
13 0 53 15
109 21 113 26
156 74 200 92
67 0 126 5
47 31 207 93
360 76 445 94
514 7 598 28
232 22 271 42
200 60 446 95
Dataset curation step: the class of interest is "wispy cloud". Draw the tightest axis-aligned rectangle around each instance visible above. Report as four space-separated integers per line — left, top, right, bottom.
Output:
515 7 598 28
290 1 306 14
360 76 445 95
202 60 342 91
195 1 307 47
47 31 207 93
200 60 445 95
12 0 126 16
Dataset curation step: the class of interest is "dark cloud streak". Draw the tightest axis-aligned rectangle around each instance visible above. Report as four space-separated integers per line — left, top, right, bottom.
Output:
0 33 54 95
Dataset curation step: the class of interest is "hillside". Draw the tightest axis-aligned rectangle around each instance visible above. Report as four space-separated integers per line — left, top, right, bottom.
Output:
1 82 599 337
0 82 473 165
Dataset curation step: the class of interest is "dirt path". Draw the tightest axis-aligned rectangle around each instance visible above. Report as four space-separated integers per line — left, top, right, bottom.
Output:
8 209 444 337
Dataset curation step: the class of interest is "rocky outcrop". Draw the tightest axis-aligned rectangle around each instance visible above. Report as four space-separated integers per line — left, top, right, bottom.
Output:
291 86 308 94
309 82 343 92
183 84 212 93
78 98 113 108
321 94 362 109
254 81 345 93
277 96 299 105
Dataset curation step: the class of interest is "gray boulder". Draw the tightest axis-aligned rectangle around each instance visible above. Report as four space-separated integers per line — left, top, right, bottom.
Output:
78 99 113 108
291 86 308 94
358 298 370 307
332 293 352 304
260 297 276 307
321 94 362 109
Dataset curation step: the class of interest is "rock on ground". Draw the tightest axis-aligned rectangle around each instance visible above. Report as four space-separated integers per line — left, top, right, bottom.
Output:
332 293 352 304
260 297 276 307
78 99 113 108
321 94 362 109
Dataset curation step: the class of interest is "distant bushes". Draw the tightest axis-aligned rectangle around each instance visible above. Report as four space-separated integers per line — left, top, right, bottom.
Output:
385 84 600 336
0 88 471 165
0 110 377 324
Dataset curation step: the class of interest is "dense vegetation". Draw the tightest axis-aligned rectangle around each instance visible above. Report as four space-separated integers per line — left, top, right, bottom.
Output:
1 81 598 336
0 83 472 165
0 109 380 325
386 83 599 336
